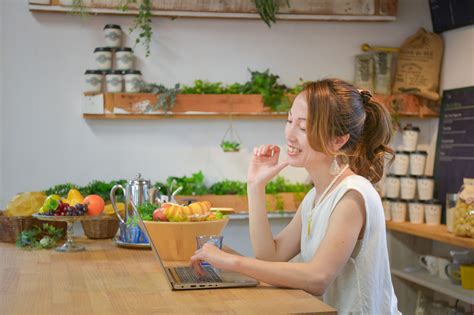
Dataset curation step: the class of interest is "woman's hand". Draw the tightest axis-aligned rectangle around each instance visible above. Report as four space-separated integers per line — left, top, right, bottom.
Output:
190 243 238 276
247 144 289 187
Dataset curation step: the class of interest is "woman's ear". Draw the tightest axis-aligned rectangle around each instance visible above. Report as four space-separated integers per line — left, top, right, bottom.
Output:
332 134 350 151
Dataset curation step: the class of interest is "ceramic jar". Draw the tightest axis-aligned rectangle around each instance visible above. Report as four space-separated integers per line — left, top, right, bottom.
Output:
410 151 427 176
103 24 122 48
402 124 420 152
401 176 417 200
84 70 104 93
417 176 435 201
385 175 401 198
424 200 442 225
123 70 142 93
382 198 393 221
105 70 123 93
115 47 134 71
94 47 113 71
392 151 410 176
391 199 407 222
408 200 424 224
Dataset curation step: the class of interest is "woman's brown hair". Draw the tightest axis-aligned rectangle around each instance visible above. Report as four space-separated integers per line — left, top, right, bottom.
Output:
303 78 394 183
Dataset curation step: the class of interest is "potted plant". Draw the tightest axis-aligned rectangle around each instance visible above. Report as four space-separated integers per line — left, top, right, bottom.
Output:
220 140 241 153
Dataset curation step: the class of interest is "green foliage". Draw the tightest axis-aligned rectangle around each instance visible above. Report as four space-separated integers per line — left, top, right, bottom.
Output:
209 180 247 195
141 83 181 112
44 183 77 198
44 180 127 202
220 141 241 152
120 0 153 57
166 171 209 196
181 80 229 94
266 176 313 194
16 224 64 250
254 0 290 28
135 202 158 221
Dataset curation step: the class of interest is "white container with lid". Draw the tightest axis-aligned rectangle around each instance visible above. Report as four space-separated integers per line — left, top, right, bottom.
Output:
123 70 142 93
84 70 104 93
94 47 113 71
105 70 123 93
402 124 420 152
115 47 134 71
382 198 393 221
408 200 424 224
392 151 410 176
400 176 417 200
417 176 435 201
424 200 442 225
409 151 427 176
391 199 407 222
103 24 122 48
385 175 401 198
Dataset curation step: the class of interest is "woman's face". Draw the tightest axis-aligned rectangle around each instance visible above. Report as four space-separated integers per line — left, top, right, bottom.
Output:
285 93 327 168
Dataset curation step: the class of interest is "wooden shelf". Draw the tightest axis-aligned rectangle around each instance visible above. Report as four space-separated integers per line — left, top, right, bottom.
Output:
386 221 474 249
29 4 396 22
83 113 287 120
391 268 474 304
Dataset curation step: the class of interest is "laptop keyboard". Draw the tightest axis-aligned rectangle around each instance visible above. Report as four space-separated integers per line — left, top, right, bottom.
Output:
175 266 223 283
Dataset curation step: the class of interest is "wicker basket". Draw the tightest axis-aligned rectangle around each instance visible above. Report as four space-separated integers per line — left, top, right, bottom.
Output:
0 212 67 243
81 216 119 239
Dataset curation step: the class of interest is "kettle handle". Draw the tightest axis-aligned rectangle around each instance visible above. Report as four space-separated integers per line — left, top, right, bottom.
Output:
110 184 126 224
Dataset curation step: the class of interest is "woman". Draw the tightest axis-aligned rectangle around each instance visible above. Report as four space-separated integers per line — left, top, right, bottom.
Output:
191 78 399 314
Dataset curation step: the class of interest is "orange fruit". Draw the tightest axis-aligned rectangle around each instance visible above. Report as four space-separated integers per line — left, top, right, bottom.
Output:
84 195 105 216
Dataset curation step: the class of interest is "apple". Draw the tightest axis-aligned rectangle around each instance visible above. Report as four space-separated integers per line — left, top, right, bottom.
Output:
153 208 168 221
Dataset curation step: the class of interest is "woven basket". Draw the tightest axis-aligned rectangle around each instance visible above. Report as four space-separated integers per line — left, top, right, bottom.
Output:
0 213 37 243
81 216 119 239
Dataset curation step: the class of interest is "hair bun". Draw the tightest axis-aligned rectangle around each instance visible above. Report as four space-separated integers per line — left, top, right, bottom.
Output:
358 89 373 104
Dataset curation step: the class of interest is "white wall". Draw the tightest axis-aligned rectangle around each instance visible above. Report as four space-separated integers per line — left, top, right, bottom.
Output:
0 0 434 207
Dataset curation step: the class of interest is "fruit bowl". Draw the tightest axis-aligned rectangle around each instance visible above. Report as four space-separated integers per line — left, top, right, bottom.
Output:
143 218 229 261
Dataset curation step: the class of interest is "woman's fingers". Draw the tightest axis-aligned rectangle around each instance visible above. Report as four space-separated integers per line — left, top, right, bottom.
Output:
254 144 280 157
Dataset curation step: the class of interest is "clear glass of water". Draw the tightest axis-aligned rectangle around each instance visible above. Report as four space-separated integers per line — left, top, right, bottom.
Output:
196 235 224 266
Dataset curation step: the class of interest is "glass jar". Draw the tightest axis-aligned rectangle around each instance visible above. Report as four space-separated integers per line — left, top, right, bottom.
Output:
410 150 427 176
402 124 420 152
408 200 424 224
105 70 123 93
392 151 410 175
103 24 122 48
382 198 393 221
446 193 458 233
115 47 134 71
424 200 442 225
401 175 417 200
123 70 142 93
391 199 407 222
385 174 401 198
84 70 104 93
417 176 435 201
454 178 474 238
94 47 113 71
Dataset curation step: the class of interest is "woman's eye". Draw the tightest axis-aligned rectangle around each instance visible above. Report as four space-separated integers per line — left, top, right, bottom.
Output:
300 127 306 132
286 119 293 124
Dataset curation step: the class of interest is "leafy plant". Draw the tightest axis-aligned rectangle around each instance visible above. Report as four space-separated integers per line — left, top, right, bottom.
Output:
16 224 64 250
181 80 228 94
220 140 241 152
44 183 78 198
119 0 153 57
140 83 181 113
254 0 290 27
390 99 402 131
135 202 158 221
266 176 312 194
209 180 247 195
166 171 209 196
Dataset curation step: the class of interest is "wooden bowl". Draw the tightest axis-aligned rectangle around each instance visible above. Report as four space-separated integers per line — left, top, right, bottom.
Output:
143 218 229 261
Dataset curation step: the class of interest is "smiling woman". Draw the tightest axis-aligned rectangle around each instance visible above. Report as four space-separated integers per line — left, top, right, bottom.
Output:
190 78 400 315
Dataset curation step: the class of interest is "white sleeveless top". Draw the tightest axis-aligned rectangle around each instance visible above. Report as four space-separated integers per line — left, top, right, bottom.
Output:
300 175 399 315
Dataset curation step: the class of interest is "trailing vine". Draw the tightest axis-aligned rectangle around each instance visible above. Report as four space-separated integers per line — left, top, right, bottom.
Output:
254 0 290 27
120 0 153 57
140 82 181 113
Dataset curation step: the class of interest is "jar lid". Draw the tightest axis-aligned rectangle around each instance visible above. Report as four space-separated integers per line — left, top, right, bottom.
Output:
387 174 402 178
116 47 133 52
94 47 113 52
105 70 123 75
123 70 142 75
403 124 420 132
103 24 122 30
417 175 434 179
407 199 423 204
382 197 395 202
410 150 428 155
401 175 418 179
392 198 407 203
395 150 410 155
423 199 441 205
84 70 104 75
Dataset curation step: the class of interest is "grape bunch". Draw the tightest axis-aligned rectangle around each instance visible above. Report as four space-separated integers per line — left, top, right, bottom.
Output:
44 201 88 216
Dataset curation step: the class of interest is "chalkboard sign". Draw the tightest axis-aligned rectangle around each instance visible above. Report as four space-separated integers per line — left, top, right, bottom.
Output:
434 86 474 213
429 0 474 33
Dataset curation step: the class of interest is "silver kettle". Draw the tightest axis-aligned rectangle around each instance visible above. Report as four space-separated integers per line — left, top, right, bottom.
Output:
110 173 159 224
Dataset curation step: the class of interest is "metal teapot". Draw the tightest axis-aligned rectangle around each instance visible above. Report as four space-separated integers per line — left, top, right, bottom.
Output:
110 173 159 224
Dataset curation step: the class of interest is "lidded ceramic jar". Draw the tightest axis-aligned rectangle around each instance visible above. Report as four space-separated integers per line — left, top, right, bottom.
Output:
424 199 442 225
409 150 427 176
402 124 420 152
385 174 401 198
382 198 393 221
123 70 142 93
391 199 407 222
105 70 123 93
400 175 417 200
408 200 424 224
115 47 134 71
103 24 122 48
392 151 410 176
94 47 113 71
84 70 104 93
417 176 435 201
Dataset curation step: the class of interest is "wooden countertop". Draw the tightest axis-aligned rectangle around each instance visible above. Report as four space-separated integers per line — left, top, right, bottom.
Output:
0 238 335 314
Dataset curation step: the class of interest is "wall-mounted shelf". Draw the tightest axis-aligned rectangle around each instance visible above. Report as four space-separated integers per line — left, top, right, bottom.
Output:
83 113 287 120
386 221 474 249
391 268 474 304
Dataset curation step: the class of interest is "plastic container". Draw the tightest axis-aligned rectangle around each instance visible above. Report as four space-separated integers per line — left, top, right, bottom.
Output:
105 70 123 93
408 200 424 224
454 178 474 238
385 175 401 198
446 193 457 233
409 151 427 176
103 24 122 48
424 200 442 225
392 151 410 175
84 70 104 93
417 176 435 201
382 198 393 221
402 124 420 152
115 47 134 71
401 176 417 200
123 70 142 93
391 199 407 222
94 47 113 71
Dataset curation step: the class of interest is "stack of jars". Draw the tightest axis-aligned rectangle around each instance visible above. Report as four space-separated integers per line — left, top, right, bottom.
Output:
382 124 441 225
84 24 143 94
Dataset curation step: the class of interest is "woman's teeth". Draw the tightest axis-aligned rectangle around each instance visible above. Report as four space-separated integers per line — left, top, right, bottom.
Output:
288 146 302 154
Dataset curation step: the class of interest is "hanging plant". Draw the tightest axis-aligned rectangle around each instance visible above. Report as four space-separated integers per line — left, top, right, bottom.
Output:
254 0 290 27
221 116 242 152
119 0 153 57
139 82 181 113
221 141 241 152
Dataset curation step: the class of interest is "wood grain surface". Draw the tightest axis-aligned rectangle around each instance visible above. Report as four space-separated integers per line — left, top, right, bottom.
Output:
0 238 336 314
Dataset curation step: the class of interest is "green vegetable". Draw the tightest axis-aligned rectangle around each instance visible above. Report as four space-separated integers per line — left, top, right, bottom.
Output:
16 224 64 250
214 211 224 220
136 202 158 221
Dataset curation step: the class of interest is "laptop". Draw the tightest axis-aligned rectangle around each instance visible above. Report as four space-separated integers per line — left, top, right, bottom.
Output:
132 203 259 290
